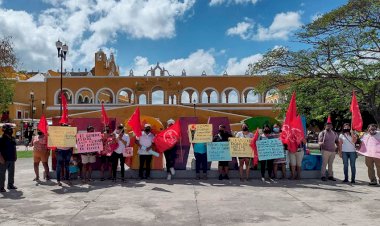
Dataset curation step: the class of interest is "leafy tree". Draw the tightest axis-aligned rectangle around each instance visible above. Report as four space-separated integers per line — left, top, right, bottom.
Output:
0 37 17 114
249 0 380 126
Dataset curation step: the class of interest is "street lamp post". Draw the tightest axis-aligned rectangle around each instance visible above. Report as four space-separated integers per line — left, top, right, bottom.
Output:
30 91 35 123
41 100 46 115
55 40 68 116
193 99 196 117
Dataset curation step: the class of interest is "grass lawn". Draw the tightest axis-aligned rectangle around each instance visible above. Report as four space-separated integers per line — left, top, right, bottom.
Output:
17 151 33 158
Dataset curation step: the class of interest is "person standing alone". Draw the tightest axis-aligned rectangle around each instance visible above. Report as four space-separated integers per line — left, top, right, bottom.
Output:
319 122 339 181
0 124 17 192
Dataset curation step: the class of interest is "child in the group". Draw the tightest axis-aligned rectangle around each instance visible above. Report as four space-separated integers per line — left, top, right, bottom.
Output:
69 155 80 180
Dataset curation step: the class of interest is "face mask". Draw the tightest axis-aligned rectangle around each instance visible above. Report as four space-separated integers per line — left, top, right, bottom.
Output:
264 129 271 134
219 130 224 133
242 127 249 132
145 129 151 133
343 129 350 133
370 129 377 135
37 132 43 136
273 128 280 133
326 128 331 131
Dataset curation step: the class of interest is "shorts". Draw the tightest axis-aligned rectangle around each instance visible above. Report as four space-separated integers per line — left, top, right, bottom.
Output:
100 155 111 164
289 151 304 167
33 150 50 163
218 161 229 167
81 154 96 164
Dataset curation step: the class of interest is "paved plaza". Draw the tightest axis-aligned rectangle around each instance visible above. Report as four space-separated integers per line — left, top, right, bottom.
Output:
1 156 379 226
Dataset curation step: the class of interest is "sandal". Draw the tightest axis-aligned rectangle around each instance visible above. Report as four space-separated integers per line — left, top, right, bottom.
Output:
33 177 40 181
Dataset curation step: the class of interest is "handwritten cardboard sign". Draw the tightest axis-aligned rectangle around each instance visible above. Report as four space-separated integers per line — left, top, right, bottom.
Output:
207 142 232 161
48 126 77 147
76 132 103 153
256 139 285 161
229 138 253 158
188 124 213 143
123 147 134 157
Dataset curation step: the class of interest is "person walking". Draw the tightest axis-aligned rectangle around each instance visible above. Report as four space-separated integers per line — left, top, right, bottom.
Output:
0 124 17 192
359 124 380 185
164 119 177 181
136 124 155 180
338 123 358 183
235 124 253 182
318 121 339 181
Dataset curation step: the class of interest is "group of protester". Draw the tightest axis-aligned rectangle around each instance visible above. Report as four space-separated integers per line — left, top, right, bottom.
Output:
0 120 379 192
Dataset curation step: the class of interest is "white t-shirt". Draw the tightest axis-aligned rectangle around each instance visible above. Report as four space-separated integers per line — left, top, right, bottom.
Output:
113 132 130 154
235 131 253 138
339 134 356 153
137 131 155 155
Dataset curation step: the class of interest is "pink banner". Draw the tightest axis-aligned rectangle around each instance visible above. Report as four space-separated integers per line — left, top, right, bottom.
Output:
76 132 103 154
358 134 380 158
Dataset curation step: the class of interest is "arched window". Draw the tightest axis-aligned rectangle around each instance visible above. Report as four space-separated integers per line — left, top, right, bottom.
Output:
76 88 94 104
152 86 164 105
242 88 260 103
201 88 219 103
265 88 280 103
96 88 114 104
117 88 134 104
55 89 74 104
181 88 198 103
139 94 147 105
221 88 239 104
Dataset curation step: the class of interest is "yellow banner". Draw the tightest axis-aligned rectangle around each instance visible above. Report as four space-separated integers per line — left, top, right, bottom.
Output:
188 124 213 143
229 138 253 158
48 126 77 147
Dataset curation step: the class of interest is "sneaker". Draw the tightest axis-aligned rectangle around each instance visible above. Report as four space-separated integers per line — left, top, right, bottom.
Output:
7 185 17 190
261 177 265 182
33 177 40 182
0 187 6 192
121 178 126 183
170 167 175 176
321 177 327 181
328 176 336 181
218 174 223 180
195 174 201 180
57 181 62 186
223 174 229 180
343 179 349 183
167 174 172 181
351 180 356 184
369 180 377 186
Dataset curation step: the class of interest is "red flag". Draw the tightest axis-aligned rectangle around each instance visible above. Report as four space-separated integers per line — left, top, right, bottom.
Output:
250 128 260 166
154 120 181 153
37 114 48 135
280 92 297 150
350 91 363 131
59 92 68 124
127 107 142 137
327 115 332 124
290 115 305 144
101 103 109 126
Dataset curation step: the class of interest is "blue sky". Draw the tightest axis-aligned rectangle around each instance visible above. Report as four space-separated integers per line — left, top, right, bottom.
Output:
0 0 348 76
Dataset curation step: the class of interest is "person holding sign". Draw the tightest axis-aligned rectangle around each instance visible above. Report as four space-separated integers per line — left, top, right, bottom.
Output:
136 124 155 180
111 124 130 183
358 124 380 185
272 124 286 179
213 125 232 180
259 125 275 182
235 124 253 182
56 124 74 186
31 129 50 181
81 126 98 183
100 126 115 181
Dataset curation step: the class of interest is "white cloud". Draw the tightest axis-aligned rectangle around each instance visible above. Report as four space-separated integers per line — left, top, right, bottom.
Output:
209 0 259 6
224 54 262 75
226 18 254 40
130 49 217 76
0 0 195 71
227 11 303 41
311 12 322 22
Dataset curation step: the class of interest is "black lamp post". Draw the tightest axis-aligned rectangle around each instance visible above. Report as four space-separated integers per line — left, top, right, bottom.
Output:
30 91 35 123
41 100 45 115
55 40 68 115
193 99 196 117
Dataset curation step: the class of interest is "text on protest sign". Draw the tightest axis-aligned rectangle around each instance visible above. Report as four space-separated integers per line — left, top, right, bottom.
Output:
188 124 213 143
76 132 103 153
207 142 232 161
48 126 77 147
256 138 285 161
229 138 253 158
123 147 134 157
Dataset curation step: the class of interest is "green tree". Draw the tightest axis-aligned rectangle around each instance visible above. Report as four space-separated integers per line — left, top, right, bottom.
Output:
249 0 380 125
0 37 17 114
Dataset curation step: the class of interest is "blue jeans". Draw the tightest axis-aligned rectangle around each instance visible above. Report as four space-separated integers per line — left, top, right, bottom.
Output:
342 152 356 181
195 153 207 174
56 149 73 181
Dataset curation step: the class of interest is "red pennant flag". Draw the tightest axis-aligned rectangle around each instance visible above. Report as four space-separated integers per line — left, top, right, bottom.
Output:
280 92 297 151
250 128 260 166
350 90 363 131
127 107 142 137
154 120 181 153
37 114 48 135
327 115 332 124
59 92 68 124
101 103 109 126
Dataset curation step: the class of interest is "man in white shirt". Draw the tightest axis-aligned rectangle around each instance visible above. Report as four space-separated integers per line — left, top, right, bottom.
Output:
111 124 130 182
136 124 155 180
